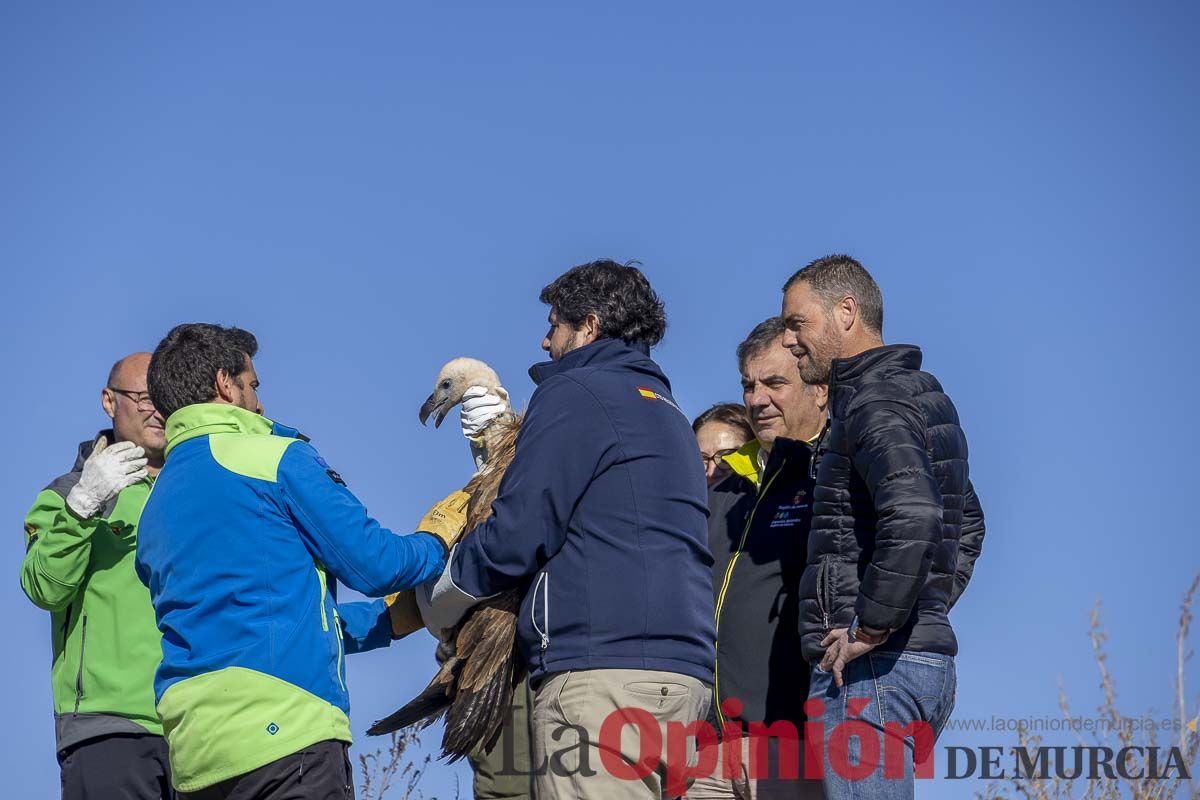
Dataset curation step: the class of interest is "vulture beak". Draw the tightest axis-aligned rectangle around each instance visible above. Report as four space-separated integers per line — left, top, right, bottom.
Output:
419 392 449 428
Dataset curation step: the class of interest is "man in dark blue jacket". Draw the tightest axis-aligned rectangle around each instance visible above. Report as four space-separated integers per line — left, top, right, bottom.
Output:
421 260 716 799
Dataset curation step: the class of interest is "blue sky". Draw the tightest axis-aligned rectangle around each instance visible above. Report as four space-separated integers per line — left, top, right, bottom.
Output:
2 2 1198 796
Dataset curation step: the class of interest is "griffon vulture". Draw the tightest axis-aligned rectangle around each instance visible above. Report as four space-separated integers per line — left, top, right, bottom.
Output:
367 358 526 762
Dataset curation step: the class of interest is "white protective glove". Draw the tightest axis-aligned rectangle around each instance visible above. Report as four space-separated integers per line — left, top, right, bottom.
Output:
415 545 496 635
65 436 148 519
459 385 508 440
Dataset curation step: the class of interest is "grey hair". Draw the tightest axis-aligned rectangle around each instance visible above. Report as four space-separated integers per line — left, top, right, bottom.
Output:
736 316 787 375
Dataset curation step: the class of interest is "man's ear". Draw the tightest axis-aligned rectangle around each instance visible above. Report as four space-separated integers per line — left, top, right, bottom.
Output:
582 313 602 344
100 387 116 420
214 369 235 403
813 383 830 412
836 295 859 333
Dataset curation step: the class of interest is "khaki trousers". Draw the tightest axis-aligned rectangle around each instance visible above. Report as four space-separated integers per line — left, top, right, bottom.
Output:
531 669 711 799
687 736 826 800
687 736 755 800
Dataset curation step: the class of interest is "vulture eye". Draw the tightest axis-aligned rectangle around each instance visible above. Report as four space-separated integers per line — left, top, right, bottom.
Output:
441 380 452 390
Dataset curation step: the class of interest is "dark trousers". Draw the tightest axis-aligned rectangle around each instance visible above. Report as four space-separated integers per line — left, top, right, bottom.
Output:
470 681 535 799
180 740 353 800
60 733 174 800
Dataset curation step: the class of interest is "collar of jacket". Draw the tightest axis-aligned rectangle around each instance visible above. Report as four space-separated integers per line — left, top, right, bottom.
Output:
829 343 923 413
770 436 816 461
762 436 816 481
527 337 656 385
73 428 116 471
718 436 816 495
722 439 763 487
722 431 822 488
163 403 302 459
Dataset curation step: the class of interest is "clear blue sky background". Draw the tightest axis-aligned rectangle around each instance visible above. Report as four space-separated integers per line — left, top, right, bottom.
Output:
2 3 1198 797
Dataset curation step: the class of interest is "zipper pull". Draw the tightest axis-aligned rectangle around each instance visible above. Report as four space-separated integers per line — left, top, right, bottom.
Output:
823 612 831 630
540 633 549 652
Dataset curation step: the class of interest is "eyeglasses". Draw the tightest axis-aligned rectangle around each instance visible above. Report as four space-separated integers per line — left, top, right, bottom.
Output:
701 448 739 469
108 386 156 412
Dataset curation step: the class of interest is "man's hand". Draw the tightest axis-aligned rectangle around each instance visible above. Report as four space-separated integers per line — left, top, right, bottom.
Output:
460 386 508 439
417 490 471 552
819 628 878 688
65 436 148 519
384 590 423 639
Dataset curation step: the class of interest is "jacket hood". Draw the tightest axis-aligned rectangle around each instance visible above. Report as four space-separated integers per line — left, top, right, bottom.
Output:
163 403 305 458
528 338 663 386
73 428 116 472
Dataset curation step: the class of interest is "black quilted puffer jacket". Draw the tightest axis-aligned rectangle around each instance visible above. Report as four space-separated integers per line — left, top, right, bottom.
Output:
798 344 985 663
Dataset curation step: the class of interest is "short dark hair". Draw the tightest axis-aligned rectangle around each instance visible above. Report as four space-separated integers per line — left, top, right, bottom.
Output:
691 402 754 441
539 259 667 347
736 316 786 374
782 254 884 334
148 324 259 419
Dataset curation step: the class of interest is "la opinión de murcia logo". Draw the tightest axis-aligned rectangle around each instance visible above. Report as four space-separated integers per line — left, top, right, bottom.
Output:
485 697 1192 791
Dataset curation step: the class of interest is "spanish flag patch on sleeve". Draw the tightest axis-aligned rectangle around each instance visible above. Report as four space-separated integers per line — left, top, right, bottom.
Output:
635 386 685 417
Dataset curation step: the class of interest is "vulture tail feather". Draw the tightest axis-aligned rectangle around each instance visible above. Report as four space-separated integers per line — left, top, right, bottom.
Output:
367 657 460 736
442 652 514 759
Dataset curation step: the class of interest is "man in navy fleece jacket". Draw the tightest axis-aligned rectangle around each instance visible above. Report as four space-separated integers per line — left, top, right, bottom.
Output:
420 259 716 799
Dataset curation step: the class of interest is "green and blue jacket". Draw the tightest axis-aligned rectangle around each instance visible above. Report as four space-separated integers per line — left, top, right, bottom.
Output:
134 404 447 792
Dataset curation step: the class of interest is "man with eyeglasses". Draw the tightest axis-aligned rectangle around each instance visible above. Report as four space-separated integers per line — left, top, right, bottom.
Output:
21 352 176 799
690 317 827 800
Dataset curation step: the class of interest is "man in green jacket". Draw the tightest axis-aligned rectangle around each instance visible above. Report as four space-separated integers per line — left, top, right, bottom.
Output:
21 352 174 799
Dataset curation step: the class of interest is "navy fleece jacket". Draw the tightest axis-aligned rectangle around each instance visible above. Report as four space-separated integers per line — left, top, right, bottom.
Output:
451 338 716 685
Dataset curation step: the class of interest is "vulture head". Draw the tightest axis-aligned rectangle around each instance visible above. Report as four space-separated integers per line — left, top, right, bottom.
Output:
418 358 510 428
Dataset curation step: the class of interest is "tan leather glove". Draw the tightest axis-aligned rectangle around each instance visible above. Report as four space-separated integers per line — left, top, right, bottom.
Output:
385 590 423 639
417 490 471 552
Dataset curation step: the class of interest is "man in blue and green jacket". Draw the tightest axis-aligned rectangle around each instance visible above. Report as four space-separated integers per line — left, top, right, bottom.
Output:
135 323 467 799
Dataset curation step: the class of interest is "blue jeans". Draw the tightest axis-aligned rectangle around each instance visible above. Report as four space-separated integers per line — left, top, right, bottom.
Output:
807 651 955 800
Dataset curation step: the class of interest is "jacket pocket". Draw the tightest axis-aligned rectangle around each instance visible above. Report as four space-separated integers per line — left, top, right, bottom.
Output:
331 608 346 692
73 615 88 713
816 557 833 631
58 603 73 653
314 566 329 632
315 563 344 691
531 572 550 654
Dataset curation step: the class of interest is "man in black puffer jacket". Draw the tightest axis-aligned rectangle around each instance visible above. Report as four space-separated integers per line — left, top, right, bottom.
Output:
780 255 986 800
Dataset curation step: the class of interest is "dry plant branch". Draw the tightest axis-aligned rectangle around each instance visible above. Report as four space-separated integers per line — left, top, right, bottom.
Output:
358 726 438 800
980 572 1199 800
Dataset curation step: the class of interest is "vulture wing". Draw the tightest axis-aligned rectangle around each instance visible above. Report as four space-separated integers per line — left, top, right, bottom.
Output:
440 590 522 759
